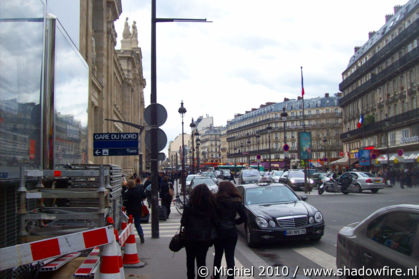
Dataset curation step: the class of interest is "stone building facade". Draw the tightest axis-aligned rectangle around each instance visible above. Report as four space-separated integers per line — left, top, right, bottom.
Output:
339 0 419 168
80 1 146 176
226 94 343 170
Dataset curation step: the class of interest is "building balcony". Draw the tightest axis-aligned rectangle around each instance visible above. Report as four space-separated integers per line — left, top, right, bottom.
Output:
339 19 419 91
341 107 419 142
339 47 419 107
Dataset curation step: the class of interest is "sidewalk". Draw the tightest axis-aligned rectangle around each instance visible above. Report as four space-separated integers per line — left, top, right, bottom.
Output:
124 205 188 279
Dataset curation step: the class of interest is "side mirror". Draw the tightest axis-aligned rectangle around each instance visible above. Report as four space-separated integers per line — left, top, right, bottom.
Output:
299 194 308 201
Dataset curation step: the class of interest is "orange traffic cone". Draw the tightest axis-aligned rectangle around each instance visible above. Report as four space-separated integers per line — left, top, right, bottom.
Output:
122 219 145 268
98 240 123 279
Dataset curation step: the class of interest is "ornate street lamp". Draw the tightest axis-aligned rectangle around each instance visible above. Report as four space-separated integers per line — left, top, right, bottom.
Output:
385 114 390 167
178 101 187 204
247 138 251 166
267 126 272 171
281 107 288 169
323 136 328 170
196 135 200 173
256 134 260 170
190 118 196 173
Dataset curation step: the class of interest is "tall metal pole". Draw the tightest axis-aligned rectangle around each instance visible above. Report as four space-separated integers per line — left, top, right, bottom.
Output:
179 101 187 205
256 134 260 171
268 127 272 171
190 119 195 173
150 0 159 238
301 66 309 192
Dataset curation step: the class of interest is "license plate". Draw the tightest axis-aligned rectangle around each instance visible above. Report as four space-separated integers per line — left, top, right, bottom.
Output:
374 180 381 183
284 228 306 236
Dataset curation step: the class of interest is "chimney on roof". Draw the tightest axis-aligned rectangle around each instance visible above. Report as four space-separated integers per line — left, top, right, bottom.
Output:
325 93 329 98
385 14 393 23
297 96 302 100
354 46 361 53
394 5 402 14
368 31 376 39
284 98 289 102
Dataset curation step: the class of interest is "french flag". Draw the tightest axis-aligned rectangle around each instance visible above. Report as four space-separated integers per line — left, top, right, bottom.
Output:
357 114 363 128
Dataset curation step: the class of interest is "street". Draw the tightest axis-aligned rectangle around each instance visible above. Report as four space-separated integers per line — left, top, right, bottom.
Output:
140 183 419 279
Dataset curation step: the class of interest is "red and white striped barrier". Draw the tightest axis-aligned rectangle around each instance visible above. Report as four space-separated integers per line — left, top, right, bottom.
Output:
73 247 100 278
0 226 114 272
118 222 132 246
40 252 81 272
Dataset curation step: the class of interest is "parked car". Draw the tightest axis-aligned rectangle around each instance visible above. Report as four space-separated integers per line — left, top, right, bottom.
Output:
236 183 324 247
337 204 419 276
342 171 385 193
310 172 328 187
237 168 262 184
271 170 284 183
185 174 199 187
279 170 315 191
188 176 218 193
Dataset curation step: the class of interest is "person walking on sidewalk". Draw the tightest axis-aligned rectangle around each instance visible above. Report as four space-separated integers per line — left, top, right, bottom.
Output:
181 184 218 279
124 179 146 243
212 181 246 279
160 175 172 218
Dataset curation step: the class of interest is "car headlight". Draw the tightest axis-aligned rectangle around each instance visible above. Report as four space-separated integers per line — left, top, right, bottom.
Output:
309 179 315 184
256 217 268 228
314 212 323 223
290 179 296 184
309 216 314 224
269 220 276 227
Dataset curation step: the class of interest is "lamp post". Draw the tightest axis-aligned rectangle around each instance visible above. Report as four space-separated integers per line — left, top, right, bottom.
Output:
323 136 328 170
247 138 251 166
178 101 187 205
190 118 196 173
196 135 200 173
267 126 272 171
234 146 237 175
281 107 288 169
385 114 390 168
256 134 260 170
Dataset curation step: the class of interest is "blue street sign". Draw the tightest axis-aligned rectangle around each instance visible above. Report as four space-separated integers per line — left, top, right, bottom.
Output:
93 133 138 156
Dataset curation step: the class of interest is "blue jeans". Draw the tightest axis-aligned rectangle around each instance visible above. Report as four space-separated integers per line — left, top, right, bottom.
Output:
134 215 144 237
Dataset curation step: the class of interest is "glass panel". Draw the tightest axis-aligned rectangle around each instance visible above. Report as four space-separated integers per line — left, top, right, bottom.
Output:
0 18 44 176
0 0 45 18
54 21 88 165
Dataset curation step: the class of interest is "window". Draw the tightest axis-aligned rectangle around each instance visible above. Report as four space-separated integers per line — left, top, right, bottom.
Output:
366 211 419 256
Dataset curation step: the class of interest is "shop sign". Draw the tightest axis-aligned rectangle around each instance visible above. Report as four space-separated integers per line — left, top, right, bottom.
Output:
400 136 419 144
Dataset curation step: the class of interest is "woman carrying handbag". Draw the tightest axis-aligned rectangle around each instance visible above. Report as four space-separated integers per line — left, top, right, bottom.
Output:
181 184 218 279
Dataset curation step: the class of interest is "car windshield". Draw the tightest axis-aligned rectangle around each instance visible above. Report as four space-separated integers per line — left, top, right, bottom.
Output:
186 175 196 182
245 186 299 205
273 171 283 176
242 169 260 177
357 172 375 177
288 171 305 178
191 178 216 187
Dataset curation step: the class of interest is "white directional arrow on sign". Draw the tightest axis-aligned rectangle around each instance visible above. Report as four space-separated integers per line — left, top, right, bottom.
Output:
95 149 101 156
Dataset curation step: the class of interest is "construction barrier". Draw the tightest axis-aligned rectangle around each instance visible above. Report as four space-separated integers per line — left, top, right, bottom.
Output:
0 226 115 272
122 215 145 268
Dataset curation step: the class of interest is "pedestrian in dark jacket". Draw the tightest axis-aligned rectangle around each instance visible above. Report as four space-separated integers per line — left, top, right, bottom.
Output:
181 184 217 279
212 181 246 279
160 175 172 218
124 179 146 243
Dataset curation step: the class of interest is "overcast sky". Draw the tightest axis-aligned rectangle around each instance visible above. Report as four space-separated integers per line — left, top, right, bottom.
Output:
114 0 408 151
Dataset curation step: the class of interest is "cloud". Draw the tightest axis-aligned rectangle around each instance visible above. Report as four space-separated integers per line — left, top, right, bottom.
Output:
115 0 409 153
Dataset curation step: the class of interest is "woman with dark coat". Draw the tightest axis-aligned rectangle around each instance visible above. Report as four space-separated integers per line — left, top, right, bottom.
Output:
123 179 145 243
181 184 217 279
212 181 246 279
159 175 172 217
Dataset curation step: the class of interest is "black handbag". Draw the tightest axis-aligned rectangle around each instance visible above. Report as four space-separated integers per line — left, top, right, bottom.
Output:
169 225 185 252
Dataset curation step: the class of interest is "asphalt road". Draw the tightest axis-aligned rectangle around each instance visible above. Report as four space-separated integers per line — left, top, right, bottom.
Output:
234 185 419 279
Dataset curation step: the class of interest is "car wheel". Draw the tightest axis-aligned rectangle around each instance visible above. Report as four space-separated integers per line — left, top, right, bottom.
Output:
354 184 362 193
318 186 324 195
371 189 379 193
245 224 257 248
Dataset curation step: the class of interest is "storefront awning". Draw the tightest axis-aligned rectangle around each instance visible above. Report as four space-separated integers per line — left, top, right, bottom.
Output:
375 151 419 163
